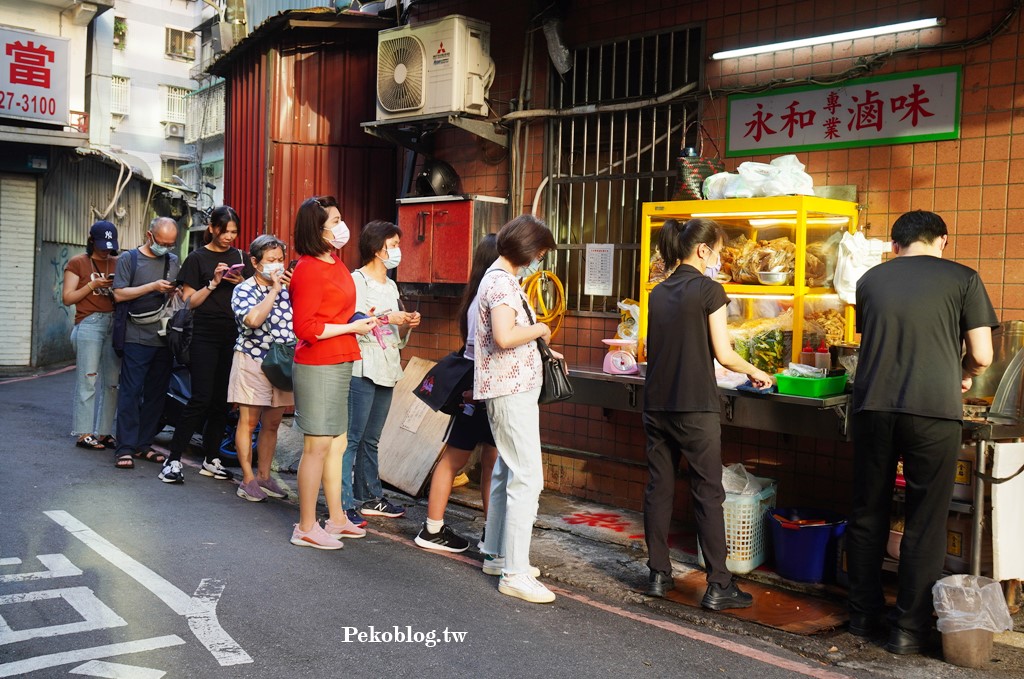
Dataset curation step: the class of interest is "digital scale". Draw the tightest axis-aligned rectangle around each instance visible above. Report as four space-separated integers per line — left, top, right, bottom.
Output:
602 338 639 375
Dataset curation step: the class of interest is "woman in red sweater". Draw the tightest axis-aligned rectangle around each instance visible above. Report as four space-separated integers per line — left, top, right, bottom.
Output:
288 196 379 549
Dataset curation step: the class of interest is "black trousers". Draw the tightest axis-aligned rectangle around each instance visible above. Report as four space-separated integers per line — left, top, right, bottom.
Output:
847 411 961 635
642 410 731 587
168 330 236 462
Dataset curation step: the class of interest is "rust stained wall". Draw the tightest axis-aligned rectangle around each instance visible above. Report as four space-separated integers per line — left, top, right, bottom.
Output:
224 28 398 264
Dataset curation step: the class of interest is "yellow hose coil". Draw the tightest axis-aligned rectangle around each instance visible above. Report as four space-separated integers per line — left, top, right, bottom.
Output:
521 270 566 339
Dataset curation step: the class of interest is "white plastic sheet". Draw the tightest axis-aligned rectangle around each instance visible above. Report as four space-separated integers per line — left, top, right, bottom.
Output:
932 574 1013 634
833 231 890 304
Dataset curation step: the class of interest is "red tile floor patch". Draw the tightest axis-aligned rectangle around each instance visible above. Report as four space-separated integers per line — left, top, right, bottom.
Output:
661 571 848 635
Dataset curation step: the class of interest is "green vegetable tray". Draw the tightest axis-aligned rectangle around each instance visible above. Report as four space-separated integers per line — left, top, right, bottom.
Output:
774 373 848 397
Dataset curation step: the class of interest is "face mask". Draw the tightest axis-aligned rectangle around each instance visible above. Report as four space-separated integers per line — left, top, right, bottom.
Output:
379 247 401 270
519 257 543 278
704 248 721 279
150 241 171 257
260 262 284 279
326 221 350 249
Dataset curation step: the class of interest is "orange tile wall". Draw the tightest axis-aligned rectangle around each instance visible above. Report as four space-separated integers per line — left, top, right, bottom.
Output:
405 1 1023 522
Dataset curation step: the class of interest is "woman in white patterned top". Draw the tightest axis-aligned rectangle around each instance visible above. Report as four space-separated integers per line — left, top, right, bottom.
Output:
228 234 295 503
474 214 562 605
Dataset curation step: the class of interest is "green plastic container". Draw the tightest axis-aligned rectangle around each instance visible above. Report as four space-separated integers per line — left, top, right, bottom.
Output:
775 373 848 397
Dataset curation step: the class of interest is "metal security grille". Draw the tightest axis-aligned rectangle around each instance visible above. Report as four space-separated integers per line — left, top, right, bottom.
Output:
546 26 702 313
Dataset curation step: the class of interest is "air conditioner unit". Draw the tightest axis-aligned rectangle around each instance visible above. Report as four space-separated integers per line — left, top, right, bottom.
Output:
164 122 184 139
376 15 494 122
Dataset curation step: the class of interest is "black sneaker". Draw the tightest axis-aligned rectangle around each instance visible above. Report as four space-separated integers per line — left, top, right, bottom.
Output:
646 570 675 598
360 497 406 518
700 581 753 610
414 524 470 553
159 460 184 484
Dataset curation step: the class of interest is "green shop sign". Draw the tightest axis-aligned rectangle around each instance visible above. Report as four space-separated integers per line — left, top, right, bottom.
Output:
725 66 961 157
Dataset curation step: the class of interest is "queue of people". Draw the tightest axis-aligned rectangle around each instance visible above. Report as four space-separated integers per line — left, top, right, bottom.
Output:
64 204 996 627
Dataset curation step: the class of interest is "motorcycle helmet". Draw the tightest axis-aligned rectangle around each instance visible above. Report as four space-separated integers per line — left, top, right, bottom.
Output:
415 159 460 196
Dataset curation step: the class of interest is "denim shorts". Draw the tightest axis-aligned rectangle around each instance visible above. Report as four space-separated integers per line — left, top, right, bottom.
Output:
292 361 352 436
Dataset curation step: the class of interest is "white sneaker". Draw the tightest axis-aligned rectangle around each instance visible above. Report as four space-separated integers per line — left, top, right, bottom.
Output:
200 457 234 480
158 460 184 484
481 554 540 577
498 573 555 604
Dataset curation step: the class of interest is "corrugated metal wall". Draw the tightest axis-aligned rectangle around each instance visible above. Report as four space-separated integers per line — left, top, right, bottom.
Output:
223 26 398 265
38 151 151 249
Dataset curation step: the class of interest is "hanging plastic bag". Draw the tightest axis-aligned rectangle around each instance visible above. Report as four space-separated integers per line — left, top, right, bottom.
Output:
615 299 640 341
833 231 890 304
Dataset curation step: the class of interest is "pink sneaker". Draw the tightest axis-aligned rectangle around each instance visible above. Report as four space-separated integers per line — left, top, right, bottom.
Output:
324 517 366 539
290 522 344 550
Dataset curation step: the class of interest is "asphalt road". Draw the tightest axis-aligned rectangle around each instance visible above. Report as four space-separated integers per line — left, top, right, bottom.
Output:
0 369 864 678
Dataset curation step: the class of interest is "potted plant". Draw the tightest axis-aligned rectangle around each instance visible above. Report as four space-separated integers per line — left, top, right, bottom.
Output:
113 17 127 49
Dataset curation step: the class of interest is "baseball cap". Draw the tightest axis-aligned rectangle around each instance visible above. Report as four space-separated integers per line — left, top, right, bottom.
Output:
89 221 119 252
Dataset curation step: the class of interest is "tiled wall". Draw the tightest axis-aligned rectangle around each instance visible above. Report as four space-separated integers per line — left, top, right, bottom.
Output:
404 0 1021 522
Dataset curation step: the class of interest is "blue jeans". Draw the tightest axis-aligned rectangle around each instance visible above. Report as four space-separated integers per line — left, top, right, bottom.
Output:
114 342 173 458
343 376 394 509
70 312 120 437
481 386 543 575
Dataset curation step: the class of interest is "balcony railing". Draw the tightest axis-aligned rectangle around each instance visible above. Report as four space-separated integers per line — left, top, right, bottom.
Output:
110 76 130 116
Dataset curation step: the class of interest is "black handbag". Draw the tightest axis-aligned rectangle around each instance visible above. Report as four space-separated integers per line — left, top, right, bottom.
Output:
520 298 574 405
537 337 573 405
414 348 474 415
261 342 296 391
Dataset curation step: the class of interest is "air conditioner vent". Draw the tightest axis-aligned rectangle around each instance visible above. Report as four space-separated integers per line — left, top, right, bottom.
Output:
377 35 425 113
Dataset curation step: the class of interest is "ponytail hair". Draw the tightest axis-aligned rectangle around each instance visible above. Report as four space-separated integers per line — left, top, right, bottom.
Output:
658 218 724 265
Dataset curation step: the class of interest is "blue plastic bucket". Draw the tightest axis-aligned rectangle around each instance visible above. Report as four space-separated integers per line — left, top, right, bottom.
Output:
768 508 847 583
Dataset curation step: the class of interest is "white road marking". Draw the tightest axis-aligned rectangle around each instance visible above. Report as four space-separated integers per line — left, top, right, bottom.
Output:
0 635 184 677
70 659 167 678
0 587 126 645
0 559 21 567
44 510 252 666
0 553 83 582
186 579 253 666
44 511 191 614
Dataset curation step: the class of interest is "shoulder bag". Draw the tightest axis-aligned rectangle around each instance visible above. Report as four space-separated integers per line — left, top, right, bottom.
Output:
414 348 474 415
261 341 296 391
520 298 573 405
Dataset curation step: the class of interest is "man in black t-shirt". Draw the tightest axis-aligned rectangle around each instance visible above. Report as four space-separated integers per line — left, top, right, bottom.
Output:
847 210 997 654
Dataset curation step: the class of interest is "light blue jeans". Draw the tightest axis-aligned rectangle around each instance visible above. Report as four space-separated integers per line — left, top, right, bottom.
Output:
343 375 394 509
70 312 120 437
481 386 543 576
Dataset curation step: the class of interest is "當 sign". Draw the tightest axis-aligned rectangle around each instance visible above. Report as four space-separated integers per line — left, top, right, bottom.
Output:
725 66 961 157
0 26 70 127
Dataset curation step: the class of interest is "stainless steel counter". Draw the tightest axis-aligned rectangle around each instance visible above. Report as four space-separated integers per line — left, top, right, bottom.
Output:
567 366 852 440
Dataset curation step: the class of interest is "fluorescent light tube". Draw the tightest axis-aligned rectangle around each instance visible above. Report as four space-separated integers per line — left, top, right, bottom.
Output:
711 18 943 60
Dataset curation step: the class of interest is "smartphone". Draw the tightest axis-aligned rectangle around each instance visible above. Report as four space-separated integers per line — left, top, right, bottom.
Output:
288 259 299 270
226 263 245 275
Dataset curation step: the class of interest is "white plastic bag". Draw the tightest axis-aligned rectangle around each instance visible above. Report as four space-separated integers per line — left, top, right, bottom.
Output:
702 172 733 199
932 575 1013 634
833 231 890 304
721 463 764 495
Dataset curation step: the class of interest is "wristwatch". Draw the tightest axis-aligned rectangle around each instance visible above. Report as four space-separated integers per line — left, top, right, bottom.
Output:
207 280 217 291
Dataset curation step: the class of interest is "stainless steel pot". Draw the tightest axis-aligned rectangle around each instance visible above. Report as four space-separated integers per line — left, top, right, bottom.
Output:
964 320 1024 402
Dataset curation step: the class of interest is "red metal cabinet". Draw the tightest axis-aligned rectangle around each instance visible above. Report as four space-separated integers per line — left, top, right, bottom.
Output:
396 196 507 284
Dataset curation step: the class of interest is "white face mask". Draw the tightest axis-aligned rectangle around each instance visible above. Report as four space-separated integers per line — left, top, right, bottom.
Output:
379 247 401 270
327 221 350 249
519 257 543 278
260 261 284 279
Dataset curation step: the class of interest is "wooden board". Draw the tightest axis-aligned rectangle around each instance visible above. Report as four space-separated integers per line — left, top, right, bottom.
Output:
377 356 450 497
659 570 848 635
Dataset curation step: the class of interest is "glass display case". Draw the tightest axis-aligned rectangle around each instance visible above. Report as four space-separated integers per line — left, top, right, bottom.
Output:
639 196 860 366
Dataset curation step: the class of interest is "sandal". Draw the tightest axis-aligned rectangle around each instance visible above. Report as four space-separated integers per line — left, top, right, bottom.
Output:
115 455 135 470
97 435 117 448
76 435 106 450
133 449 167 464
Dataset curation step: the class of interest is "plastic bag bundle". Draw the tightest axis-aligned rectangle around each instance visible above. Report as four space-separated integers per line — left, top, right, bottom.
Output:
932 575 1014 634
615 299 640 341
833 232 890 304
721 463 764 495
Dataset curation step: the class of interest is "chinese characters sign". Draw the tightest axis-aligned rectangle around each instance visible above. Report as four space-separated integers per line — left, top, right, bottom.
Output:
725 67 960 157
0 27 69 126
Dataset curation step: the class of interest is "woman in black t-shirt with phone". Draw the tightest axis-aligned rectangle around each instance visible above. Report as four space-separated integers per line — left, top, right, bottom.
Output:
642 218 771 609
161 206 252 484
